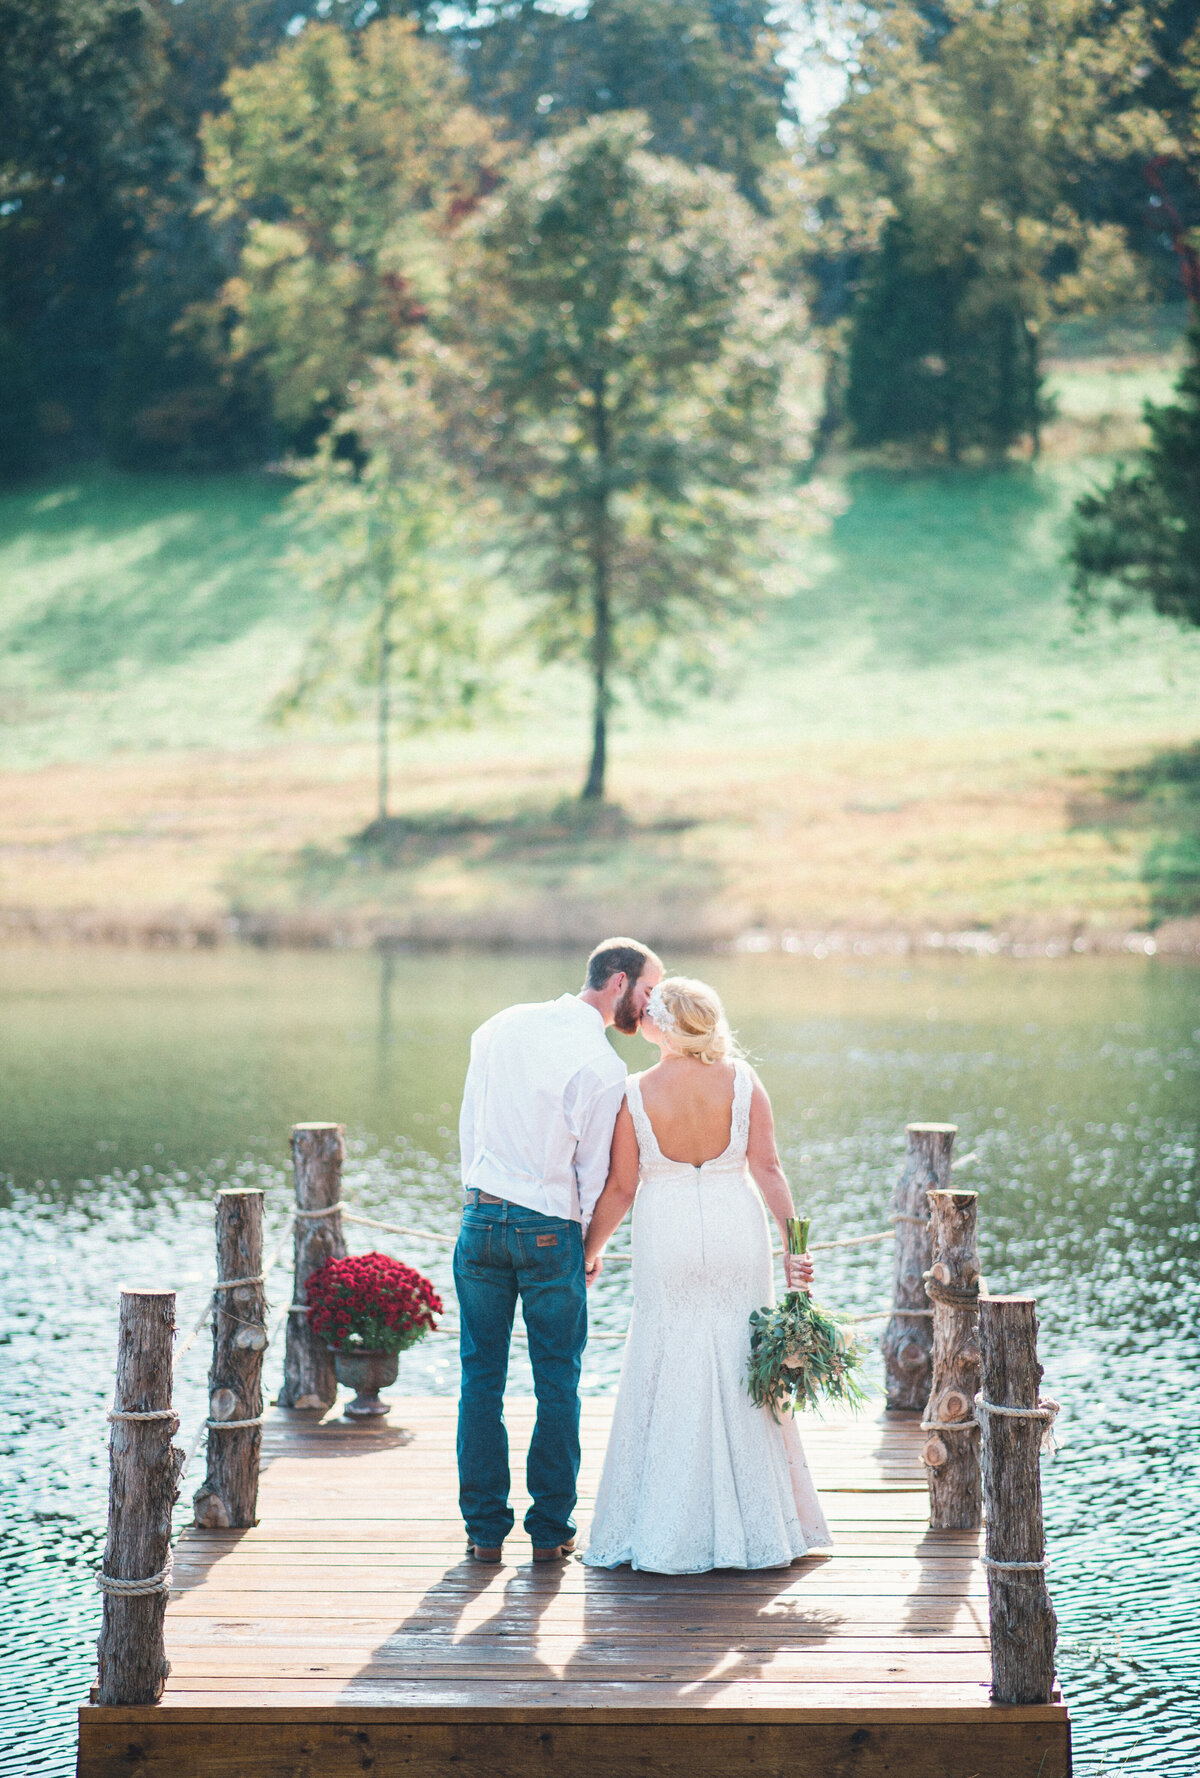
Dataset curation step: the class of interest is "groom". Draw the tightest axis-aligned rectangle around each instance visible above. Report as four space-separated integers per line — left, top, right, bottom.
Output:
454 937 663 1563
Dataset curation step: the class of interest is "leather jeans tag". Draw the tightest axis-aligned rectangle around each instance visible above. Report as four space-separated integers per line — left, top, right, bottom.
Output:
536 1233 558 1247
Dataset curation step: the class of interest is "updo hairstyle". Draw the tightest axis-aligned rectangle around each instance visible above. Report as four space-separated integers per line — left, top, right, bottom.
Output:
653 976 742 1066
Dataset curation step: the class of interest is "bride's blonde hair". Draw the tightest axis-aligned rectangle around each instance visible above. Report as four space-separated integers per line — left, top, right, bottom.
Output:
651 976 742 1066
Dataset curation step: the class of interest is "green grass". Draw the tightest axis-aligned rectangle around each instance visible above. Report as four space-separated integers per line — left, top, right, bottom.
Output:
1 320 1198 937
0 328 1193 774
5 450 1199 770
0 470 303 765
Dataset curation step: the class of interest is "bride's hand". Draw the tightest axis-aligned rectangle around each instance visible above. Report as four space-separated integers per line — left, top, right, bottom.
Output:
783 1251 813 1293
585 1253 604 1288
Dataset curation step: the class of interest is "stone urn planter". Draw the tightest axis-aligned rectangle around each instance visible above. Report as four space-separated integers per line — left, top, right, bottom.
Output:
330 1346 399 1420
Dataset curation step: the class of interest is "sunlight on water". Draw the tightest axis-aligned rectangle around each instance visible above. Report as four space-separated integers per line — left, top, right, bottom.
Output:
1 948 1198 1774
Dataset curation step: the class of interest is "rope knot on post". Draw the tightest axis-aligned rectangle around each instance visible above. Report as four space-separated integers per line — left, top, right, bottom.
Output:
975 1391 1061 1456
107 1407 179 1429
922 1271 981 1310
96 1552 174 1598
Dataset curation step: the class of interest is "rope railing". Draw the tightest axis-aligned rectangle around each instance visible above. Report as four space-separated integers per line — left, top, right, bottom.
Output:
275 1195 926 1347
167 1133 986 1395
234 1143 982 1382
174 1217 293 1365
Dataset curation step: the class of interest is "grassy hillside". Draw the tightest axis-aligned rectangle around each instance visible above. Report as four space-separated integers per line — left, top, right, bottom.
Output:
2 312 1198 948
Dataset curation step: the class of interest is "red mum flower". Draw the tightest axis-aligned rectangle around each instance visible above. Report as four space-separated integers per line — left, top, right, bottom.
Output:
305 1249 441 1354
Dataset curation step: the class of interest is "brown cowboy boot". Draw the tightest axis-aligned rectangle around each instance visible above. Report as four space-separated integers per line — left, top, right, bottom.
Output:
531 1539 576 1563
466 1541 503 1564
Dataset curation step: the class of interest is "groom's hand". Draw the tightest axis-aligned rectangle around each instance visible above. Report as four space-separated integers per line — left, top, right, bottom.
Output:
585 1254 604 1287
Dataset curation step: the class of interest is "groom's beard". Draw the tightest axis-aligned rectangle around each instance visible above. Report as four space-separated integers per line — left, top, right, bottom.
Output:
611 981 642 1035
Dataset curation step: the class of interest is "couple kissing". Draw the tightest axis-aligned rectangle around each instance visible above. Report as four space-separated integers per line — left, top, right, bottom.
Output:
454 936 831 1574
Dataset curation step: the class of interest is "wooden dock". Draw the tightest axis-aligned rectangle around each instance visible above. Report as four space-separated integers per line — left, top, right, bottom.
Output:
78 1395 1071 1777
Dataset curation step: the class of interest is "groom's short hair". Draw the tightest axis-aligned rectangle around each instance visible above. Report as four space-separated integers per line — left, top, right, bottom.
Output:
585 937 661 990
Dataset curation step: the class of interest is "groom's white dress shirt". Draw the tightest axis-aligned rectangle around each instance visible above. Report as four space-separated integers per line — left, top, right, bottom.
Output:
459 993 627 1228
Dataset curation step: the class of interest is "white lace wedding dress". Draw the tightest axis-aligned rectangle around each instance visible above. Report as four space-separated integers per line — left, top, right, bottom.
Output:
583 1060 832 1573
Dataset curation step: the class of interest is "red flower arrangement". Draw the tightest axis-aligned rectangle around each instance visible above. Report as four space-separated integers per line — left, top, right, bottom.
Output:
305 1251 442 1356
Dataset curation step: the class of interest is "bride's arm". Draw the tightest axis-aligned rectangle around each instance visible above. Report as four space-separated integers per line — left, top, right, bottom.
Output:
746 1073 815 1292
582 1102 640 1279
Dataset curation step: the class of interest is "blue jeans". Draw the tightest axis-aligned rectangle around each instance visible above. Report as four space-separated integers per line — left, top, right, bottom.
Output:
454 1197 587 1550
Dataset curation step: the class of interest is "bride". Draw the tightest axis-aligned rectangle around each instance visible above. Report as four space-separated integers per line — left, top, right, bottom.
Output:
582 975 832 1573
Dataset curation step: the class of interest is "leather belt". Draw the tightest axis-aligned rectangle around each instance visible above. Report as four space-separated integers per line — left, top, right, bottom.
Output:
467 1190 504 1205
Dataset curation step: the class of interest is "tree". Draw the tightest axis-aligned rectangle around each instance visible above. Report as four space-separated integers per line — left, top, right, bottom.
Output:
202 18 500 443
103 0 313 469
456 0 792 208
279 376 495 825
786 0 1165 458
1069 317 1200 625
0 0 164 469
371 115 814 802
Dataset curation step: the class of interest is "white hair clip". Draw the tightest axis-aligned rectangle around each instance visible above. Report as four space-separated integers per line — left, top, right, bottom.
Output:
646 983 677 1033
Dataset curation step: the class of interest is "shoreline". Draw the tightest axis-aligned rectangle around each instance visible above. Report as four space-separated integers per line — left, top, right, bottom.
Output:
2 903 1196 959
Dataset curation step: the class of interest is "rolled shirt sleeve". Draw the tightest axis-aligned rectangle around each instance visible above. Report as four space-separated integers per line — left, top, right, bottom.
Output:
567 1066 628 1229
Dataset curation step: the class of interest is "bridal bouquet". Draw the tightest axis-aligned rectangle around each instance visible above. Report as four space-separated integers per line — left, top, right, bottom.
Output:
747 1218 867 1421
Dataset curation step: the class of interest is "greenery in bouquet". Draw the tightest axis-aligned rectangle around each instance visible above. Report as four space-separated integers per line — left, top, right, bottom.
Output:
747 1217 867 1421
305 1251 442 1356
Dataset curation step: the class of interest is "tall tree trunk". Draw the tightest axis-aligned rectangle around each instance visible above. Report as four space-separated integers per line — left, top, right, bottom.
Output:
582 579 610 802
582 376 612 803
377 600 392 826
942 286 962 466
805 326 846 474
1022 314 1041 458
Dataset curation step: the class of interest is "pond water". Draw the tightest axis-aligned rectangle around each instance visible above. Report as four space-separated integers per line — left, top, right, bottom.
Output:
2 946 1198 1775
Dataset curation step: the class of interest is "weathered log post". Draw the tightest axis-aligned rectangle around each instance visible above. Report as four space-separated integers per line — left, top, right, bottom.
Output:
882 1123 956 1410
95 1289 183 1705
920 1188 982 1527
978 1295 1059 1704
193 1188 267 1529
279 1122 346 1411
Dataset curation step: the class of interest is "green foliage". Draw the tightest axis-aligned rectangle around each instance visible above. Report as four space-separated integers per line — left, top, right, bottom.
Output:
747 1292 868 1420
0 0 322 472
1070 320 1200 625
457 0 792 207
202 19 500 441
0 0 164 464
3 344 1189 771
370 114 815 799
789 0 1164 458
844 221 1048 458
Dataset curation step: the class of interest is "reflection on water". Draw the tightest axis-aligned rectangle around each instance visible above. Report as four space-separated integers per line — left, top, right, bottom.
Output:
1 947 1198 1774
